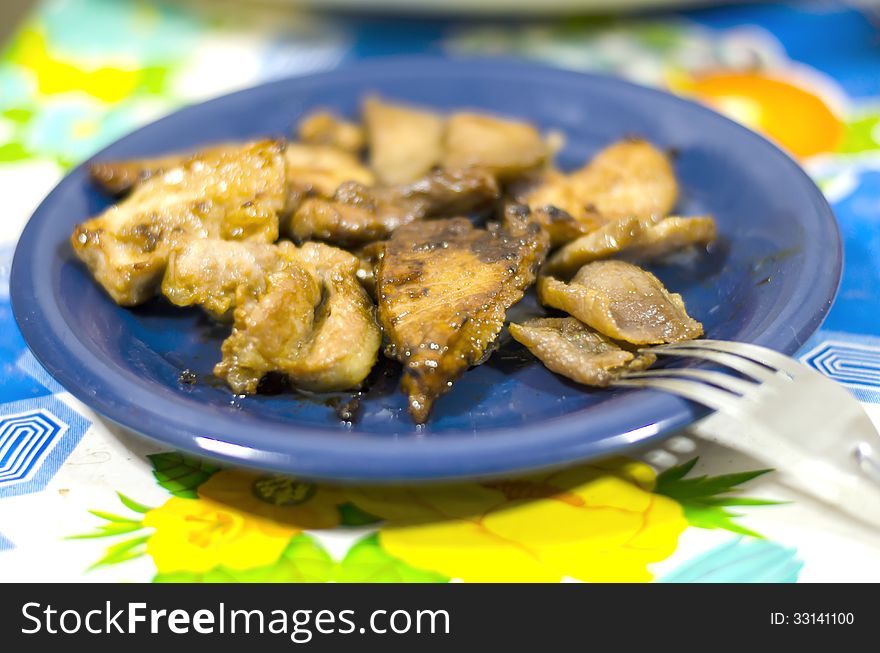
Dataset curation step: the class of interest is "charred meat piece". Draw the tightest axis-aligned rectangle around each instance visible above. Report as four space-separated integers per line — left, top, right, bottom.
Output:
443 112 550 180
71 140 286 306
214 258 322 393
162 240 300 320
353 240 385 298
538 260 703 345
289 167 499 246
297 110 365 153
545 215 717 277
364 96 445 185
391 166 500 217
378 212 549 423
509 317 656 386
283 143 374 213
287 243 382 391
89 141 373 213
214 242 381 394
524 139 678 244
89 143 241 196
528 204 593 246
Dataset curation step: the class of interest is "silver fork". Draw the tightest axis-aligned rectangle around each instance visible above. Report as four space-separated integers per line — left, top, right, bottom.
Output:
612 339 880 529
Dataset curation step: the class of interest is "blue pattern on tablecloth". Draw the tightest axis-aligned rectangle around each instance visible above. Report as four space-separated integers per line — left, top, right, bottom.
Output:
0 396 91 498
800 330 880 404
661 537 803 583
0 246 55 405
0 531 13 551
814 169 880 340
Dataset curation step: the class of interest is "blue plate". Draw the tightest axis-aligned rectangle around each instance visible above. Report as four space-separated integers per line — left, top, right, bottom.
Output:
10 57 841 482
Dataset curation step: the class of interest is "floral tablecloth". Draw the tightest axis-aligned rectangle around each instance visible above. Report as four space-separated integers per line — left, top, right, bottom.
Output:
1 0 879 583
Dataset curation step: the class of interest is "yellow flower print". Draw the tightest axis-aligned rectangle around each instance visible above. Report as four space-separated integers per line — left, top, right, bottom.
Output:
143 470 341 573
11 28 142 103
346 458 687 583
197 470 342 531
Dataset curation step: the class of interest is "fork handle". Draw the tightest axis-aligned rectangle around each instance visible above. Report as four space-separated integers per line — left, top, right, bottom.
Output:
690 412 880 529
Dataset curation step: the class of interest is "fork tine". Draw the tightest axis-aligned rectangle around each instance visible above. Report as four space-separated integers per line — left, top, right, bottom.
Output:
647 346 781 383
663 339 804 376
611 376 742 412
623 368 759 396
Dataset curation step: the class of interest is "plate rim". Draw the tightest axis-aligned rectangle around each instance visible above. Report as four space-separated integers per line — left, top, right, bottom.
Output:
10 55 842 482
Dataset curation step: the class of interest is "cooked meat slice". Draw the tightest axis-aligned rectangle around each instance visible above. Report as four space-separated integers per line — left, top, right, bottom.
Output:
286 242 382 391
619 215 717 261
88 143 241 196
364 96 445 184
390 166 499 217
71 140 286 306
283 142 374 212
289 168 499 246
161 240 299 319
89 140 373 212
297 110 365 153
443 112 549 180
545 215 717 277
524 139 678 243
214 242 381 393
529 204 594 246
289 194 388 246
353 241 385 298
90 159 160 196
538 260 703 345
378 212 549 423
213 260 323 394
544 216 645 277
509 317 656 386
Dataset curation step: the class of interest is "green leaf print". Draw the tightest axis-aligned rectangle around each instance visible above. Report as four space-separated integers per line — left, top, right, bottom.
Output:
148 452 219 498
89 535 150 570
116 492 152 514
87 509 142 524
335 534 449 583
1 108 33 123
68 493 152 541
0 141 31 162
655 457 781 538
69 522 145 539
838 114 880 154
337 502 382 526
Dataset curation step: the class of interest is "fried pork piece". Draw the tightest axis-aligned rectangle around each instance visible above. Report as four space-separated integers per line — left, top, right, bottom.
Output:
364 96 445 185
289 167 499 246
283 143 374 212
288 243 382 391
539 260 703 345
524 139 678 244
297 110 365 153
509 317 656 386
162 239 299 319
443 112 550 180
89 141 373 211
378 209 549 423
89 143 240 196
353 241 385 298
214 242 381 394
527 205 594 246
544 215 717 277
71 140 286 306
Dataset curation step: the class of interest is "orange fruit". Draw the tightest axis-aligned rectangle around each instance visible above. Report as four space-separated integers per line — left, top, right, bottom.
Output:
671 71 844 158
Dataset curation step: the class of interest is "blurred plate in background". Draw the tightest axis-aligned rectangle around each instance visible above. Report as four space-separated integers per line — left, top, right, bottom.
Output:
259 0 734 15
